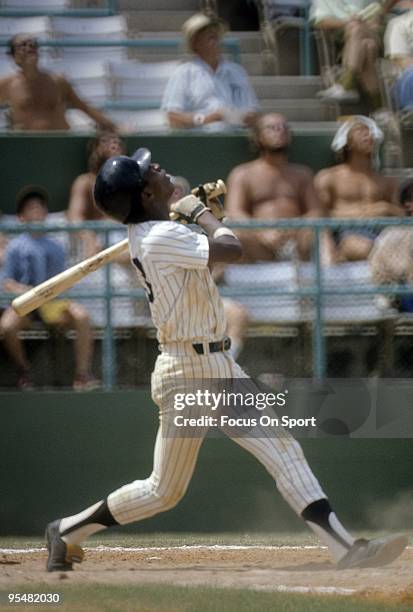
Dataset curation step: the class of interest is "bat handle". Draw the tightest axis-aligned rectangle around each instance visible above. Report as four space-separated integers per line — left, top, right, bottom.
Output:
191 179 226 200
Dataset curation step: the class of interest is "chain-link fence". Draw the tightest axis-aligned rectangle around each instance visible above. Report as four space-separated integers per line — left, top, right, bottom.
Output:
1 217 413 390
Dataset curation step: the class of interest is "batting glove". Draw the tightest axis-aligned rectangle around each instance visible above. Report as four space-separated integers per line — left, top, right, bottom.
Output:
169 195 211 224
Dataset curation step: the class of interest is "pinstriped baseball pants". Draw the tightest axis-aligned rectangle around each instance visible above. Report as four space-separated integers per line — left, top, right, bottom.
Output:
107 348 325 524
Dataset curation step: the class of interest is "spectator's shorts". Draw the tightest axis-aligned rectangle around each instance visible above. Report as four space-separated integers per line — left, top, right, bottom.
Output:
335 227 381 244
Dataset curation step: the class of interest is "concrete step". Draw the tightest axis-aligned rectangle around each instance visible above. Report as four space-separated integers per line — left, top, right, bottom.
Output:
131 51 266 75
120 0 200 9
259 99 331 121
127 11 196 32
251 76 322 99
129 30 263 53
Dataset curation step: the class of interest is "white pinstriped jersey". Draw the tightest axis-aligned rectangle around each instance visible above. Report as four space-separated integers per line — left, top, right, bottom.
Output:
128 221 226 344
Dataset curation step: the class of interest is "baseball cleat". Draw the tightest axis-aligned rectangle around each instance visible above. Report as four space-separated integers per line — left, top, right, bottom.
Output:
337 534 408 569
45 519 84 572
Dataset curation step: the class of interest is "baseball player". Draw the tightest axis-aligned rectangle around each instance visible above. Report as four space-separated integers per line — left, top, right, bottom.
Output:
45 149 407 571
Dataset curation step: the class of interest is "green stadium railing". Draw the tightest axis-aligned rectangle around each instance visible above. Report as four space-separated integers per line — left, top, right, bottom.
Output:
1 217 413 388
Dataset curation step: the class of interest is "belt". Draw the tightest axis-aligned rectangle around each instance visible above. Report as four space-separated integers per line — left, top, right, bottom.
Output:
193 337 231 355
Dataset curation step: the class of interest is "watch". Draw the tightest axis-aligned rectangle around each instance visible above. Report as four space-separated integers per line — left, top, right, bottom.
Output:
193 113 206 126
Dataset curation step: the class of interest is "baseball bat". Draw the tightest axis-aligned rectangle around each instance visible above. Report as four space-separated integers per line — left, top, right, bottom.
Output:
11 179 226 317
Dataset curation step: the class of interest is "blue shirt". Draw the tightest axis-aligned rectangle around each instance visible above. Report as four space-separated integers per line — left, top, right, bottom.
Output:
4 233 65 286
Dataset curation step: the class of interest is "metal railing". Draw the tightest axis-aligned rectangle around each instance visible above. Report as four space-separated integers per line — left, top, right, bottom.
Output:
0 1 118 17
1 217 413 388
0 37 242 63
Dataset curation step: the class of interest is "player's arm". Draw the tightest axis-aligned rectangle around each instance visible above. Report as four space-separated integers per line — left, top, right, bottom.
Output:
61 77 117 132
169 195 242 264
196 211 243 265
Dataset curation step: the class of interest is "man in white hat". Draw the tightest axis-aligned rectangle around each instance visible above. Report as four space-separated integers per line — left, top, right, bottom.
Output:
314 115 403 262
161 12 260 130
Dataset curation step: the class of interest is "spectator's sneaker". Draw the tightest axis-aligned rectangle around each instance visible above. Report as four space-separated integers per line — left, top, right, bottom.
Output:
337 535 408 569
317 83 359 102
45 519 84 572
73 373 101 392
17 369 34 390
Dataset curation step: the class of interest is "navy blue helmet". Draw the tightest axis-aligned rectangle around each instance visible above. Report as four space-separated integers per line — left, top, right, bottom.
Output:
94 147 152 224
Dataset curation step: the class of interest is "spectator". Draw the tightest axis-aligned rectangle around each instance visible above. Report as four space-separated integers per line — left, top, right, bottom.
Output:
369 177 413 307
311 0 392 109
161 12 260 131
314 116 403 262
67 132 126 258
384 5 413 110
225 112 327 262
0 34 116 131
221 112 329 359
0 212 12 269
68 132 126 223
0 186 99 390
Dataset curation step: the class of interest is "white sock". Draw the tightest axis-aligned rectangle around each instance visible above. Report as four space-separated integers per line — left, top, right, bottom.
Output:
301 499 355 562
306 512 355 562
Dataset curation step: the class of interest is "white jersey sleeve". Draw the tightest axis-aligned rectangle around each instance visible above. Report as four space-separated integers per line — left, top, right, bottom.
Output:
141 221 209 269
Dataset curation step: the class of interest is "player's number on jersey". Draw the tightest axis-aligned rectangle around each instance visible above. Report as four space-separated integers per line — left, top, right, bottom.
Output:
132 257 154 303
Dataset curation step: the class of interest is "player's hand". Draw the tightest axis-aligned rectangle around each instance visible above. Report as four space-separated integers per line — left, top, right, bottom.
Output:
207 197 226 221
192 184 226 222
169 194 211 224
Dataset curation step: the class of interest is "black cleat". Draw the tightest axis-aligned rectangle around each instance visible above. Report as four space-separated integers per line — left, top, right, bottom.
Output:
45 519 84 572
337 534 408 569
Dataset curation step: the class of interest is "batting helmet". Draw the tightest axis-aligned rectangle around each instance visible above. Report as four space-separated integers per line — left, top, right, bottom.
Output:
94 147 152 224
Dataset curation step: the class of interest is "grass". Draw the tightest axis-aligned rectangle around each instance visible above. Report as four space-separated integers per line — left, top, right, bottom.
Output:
0 583 411 612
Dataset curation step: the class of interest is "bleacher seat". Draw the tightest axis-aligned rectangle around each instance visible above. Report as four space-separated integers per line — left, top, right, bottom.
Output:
51 15 128 61
0 56 15 75
109 60 180 104
43 58 111 104
105 109 169 133
0 0 68 9
224 261 387 324
68 227 148 328
0 16 52 58
224 262 304 323
300 262 386 322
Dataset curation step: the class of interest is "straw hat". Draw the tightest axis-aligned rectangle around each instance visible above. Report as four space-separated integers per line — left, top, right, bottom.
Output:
182 12 227 52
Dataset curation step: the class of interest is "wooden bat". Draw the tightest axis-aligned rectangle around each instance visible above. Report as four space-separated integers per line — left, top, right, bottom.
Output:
12 179 226 317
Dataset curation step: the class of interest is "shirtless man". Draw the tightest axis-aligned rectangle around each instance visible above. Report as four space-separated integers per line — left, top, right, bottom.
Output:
66 132 126 258
68 132 126 223
225 112 323 262
314 116 403 262
0 34 116 131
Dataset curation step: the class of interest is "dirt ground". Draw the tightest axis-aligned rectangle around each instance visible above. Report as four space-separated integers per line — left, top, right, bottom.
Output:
1 545 413 606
